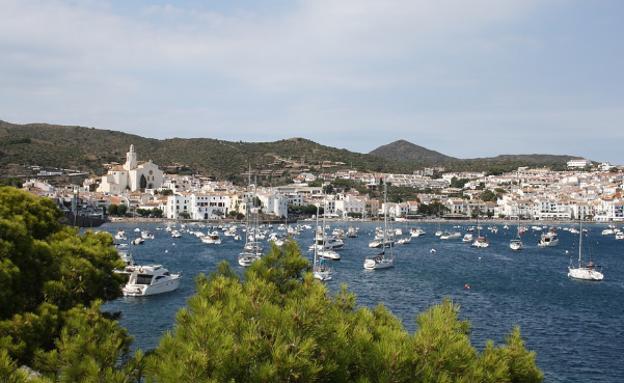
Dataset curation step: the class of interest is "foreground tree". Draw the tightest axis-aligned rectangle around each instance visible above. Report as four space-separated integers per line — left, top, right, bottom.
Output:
0 187 140 381
147 241 543 382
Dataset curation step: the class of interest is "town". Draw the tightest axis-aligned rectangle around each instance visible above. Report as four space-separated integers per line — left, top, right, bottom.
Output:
17 144 624 224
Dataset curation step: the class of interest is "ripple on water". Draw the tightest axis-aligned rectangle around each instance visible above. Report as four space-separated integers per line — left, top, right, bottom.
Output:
100 222 624 382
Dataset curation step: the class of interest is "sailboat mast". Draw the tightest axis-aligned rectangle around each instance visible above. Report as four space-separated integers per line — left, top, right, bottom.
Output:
578 219 583 267
383 179 387 254
314 204 319 268
322 195 327 249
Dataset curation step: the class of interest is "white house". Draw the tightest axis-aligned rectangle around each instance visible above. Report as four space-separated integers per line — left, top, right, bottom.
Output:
567 158 590 169
98 145 164 194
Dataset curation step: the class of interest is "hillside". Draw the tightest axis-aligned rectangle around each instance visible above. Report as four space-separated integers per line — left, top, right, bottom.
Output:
369 139 455 164
0 120 578 181
369 140 576 172
0 121 411 181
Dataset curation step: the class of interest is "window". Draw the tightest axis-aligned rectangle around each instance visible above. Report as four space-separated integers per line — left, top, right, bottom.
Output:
136 274 153 285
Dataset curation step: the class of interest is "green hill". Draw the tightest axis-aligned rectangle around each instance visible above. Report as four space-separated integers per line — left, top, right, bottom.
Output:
369 139 456 164
0 120 577 182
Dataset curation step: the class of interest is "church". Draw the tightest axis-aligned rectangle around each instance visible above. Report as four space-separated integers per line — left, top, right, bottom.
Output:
97 145 164 194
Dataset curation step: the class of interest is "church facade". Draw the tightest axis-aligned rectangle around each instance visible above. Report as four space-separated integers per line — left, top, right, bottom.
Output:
97 145 164 194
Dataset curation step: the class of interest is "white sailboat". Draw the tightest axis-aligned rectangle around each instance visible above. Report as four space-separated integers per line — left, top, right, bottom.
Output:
312 204 332 281
510 174 524 251
239 175 262 267
471 216 489 248
568 221 604 281
364 181 394 270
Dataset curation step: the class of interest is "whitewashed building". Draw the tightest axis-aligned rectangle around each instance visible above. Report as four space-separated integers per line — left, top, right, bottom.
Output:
98 145 164 194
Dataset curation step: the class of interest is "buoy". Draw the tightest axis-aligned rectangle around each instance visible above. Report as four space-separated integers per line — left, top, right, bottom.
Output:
165 249 168 253
464 283 471 290
565 250 569 254
478 256 482 260
430 248 436 254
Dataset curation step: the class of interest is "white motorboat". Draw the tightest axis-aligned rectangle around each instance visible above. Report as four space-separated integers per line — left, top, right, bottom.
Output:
367 238 394 248
509 238 523 251
132 237 144 245
568 221 604 281
601 228 614 236
396 237 411 245
410 228 425 238
171 230 181 238
538 230 559 247
472 236 489 248
439 231 452 240
201 231 221 245
462 233 473 243
318 249 341 260
238 252 260 267
616 232 624 240
114 230 127 241
141 231 154 240
122 265 181 296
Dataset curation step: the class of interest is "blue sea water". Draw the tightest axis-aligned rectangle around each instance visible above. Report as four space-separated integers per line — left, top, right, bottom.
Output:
101 222 624 382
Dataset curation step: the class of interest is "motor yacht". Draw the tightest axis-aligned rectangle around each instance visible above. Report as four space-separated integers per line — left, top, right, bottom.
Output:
122 265 181 296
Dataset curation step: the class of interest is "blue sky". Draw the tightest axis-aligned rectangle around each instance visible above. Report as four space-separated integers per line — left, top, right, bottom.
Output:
1 0 622 162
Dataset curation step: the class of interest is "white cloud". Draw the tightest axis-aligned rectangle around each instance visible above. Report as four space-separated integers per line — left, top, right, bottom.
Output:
0 0 622 162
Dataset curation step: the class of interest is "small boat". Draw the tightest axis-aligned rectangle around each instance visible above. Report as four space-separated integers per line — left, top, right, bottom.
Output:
367 239 394 248
347 226 358 238
568 221 604 281
201 231 221 245
472 236 489 248
471 217 488 248
122 265 181 296
238 251 260 267
363 181 394 270
509 238 523 251
462 233 473 243
318 249 341 260
141 231 154 240
410 228 425 237
312 204 333 281
114 230 127 241
132 237 144 246
396 237 411 245
602 228 615 236
170 230 181 238
538 229 559 247
616 232 624 240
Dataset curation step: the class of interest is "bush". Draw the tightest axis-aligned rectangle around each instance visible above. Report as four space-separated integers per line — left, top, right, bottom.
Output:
0 187 140 380
146 242 543 382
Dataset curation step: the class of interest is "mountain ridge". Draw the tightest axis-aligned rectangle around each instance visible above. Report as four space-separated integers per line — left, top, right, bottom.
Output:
0 120 577 181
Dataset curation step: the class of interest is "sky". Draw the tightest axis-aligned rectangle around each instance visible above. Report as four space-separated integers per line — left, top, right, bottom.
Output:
1 0 623 162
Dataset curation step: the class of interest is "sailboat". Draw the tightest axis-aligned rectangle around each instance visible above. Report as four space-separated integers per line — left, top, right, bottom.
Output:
471 215 489 248
568 221 604 281
312 204 332 281
363 180 394 270
510 172 524 251
238 176 262 267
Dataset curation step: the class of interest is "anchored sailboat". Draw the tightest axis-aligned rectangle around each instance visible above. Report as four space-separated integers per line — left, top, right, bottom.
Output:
568 220 604 281
363 180 394 270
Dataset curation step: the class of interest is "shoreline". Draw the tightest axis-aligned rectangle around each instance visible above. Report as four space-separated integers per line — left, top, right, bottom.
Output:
107 216 620 226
